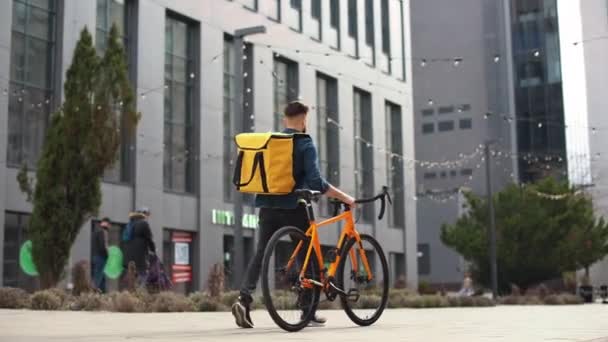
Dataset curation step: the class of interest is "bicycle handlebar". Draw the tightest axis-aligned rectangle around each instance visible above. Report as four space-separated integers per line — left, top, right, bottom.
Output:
332 186 392 220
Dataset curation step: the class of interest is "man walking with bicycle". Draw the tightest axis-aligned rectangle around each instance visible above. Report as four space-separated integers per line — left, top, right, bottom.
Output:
232 101 356 329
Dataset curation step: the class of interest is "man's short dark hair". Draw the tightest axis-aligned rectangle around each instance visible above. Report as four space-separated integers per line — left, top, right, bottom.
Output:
101 217 111 223
284 101 309 117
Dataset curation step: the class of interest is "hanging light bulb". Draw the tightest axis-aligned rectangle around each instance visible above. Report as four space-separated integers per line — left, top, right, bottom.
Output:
427 99 434 106
453 58 462 67
592 127 597 134
484 112 492 119
533 50 540 57
538 122 543 128
140 93 146 100
246 88 252 93
190 72 196 79
2 88 7 96
493 55 501 63
420 59 427 67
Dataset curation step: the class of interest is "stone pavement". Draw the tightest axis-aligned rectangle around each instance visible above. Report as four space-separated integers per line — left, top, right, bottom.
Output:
1 305 607 342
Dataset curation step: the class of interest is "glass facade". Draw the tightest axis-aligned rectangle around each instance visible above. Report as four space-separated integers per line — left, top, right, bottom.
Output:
223 36 254 203
316 73 340 216
511 0 566 182
354 88 375 223
96 0 134 184
164 15 196 193
7 0 58 168
273 57 299 131
386 101 405 228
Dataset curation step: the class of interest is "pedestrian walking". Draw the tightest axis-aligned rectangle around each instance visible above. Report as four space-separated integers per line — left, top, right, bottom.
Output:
122 207 156 286
91 217 111 293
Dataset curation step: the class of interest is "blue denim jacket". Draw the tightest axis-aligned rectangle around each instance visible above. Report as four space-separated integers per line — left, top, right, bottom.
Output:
255 128 330 209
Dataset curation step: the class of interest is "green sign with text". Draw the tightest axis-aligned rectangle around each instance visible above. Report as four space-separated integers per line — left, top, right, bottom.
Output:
212 209 258 229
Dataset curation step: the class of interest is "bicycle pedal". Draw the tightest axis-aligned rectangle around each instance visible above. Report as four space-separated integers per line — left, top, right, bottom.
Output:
346 289 360 302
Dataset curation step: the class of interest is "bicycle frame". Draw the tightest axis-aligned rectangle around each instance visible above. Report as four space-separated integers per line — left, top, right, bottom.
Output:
285 205 374 290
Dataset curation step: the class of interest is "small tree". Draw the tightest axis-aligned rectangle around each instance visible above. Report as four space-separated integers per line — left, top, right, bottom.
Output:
441 177 608 292
18 25 138 288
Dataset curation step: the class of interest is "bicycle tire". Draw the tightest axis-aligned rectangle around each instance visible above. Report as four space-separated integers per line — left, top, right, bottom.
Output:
336 234 389 326
261 226 321 332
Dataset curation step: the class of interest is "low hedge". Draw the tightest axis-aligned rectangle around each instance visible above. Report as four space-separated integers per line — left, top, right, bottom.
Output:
1 287 585 312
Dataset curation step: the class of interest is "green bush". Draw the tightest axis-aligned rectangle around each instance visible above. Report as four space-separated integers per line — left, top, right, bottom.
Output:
560 294 583 305
219 291 240 308
30 290 62 310
473 296 495 307
352 294 382 309
149 292 194 312
189 292 225 312
0 287 30 309
543 294 564 305
421 295 449 308
72 293 106 311
108 291 144 313
388 290 408 308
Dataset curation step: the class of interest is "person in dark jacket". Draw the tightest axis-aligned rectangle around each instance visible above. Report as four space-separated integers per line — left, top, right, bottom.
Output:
123 207 156 286
91 217 111 293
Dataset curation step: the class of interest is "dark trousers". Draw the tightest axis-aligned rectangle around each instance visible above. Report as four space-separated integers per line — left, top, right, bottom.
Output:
92 255 107 293
240 206 310 301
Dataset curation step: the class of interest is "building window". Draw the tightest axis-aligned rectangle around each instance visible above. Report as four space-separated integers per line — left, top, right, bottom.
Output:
422 123 434 134
354 88 375 223
273 57 299 131
7 0 58 168
438 106 454 114
421 108 434 116
381 0 390 55
348 0 358 38
289 0 303 31
330 0 339 29
418 243 430 275
316 74 340 216
223 36 254 202
164 15 197 193
311 0 321 19
459 118 472 130
97 0 136 184
242 0 258 11
266 0 281 21
389 252 406 287
461 169 473 176
450 170 457 177
386 101 405 228
3 212 37 291
365 0 374 47
459 104 471 112
423 172 436 180
438 121 454 132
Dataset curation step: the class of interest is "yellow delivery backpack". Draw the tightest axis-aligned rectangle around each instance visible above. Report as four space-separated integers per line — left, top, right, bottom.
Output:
233 132 305 195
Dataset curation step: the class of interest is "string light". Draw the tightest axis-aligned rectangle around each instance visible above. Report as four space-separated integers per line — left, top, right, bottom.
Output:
420 59 427 67
533 50 540 57
453 58 462 67
493 55 501 63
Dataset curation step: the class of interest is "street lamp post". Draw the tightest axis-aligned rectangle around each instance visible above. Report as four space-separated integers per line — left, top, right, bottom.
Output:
232 25 266 289
484 141 499 299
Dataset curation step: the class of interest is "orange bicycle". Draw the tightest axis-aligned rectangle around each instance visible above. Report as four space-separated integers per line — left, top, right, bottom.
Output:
261 186 392 332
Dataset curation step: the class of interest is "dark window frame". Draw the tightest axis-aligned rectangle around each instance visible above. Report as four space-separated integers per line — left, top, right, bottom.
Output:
422 123 434 134
163 13 199 194
273 57 299 131
459 118 473 130
385 100 405 228
437 120 455 132
354 87 375 223
7 0 59 168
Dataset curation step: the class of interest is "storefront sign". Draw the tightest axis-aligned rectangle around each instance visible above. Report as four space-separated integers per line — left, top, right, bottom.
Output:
212 209 258 229
171 232 193 283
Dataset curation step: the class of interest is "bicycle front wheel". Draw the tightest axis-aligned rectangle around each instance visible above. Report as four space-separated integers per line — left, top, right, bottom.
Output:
261 226 321 332
336 234 389 326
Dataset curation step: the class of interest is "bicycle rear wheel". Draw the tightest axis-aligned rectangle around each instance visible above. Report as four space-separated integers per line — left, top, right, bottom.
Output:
336 234 389 326
261 226 321 332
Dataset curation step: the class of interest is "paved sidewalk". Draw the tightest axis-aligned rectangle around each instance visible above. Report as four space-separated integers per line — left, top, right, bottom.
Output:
1 305 607 342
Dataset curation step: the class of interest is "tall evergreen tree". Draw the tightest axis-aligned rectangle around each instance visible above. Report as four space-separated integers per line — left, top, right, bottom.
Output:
441 177 608 292
18 25 138 288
